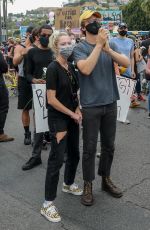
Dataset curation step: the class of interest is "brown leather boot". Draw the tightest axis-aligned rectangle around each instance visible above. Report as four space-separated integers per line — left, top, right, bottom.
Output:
81 181 94 206
102 176 123 198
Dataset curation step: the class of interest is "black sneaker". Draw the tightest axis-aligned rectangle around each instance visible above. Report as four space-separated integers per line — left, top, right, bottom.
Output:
42 140 48 150
44 131 52 144
24 132 31 145
22 157 42 171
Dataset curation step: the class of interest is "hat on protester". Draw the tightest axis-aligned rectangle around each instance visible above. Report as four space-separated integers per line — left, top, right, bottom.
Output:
79 10 101 24
118 22 128 29
15 37 21 43
8 37 13 40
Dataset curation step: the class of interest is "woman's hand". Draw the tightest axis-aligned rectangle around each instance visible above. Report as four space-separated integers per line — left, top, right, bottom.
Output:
32 78 46 84
75 107 82 121
70 110 82 124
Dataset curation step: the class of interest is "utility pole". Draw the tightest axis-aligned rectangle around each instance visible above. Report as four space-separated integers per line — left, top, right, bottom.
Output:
3 0 7 40
0 0 2 43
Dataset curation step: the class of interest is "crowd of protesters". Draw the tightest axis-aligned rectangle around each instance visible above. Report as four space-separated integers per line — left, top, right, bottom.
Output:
0 9 150 223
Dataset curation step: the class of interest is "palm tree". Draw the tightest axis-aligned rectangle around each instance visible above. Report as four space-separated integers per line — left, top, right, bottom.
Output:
3 0 14 38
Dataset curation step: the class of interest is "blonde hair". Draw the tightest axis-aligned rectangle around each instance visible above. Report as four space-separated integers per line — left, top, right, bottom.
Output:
49 32 69 56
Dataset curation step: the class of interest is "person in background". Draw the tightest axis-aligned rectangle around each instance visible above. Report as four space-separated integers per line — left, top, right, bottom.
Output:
31 27 40 48
0 51 14 142
13 26 34 146
111 23 140 123
65 25 71 34
134 39 146 101
26 26 34 37
7 37 15 69
68 32 76 45
41 32 82 223
141 32 150 59
22 24 54 171
146 46 150 118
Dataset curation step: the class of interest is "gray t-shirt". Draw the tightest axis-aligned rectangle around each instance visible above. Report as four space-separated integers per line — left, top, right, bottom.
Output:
73 40 120 108
110 37 134 77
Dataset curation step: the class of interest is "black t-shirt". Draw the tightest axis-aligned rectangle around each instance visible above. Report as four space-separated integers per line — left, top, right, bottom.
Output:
7 45 14 68
0 51 8 77
46 61 79 119
26 47 53 83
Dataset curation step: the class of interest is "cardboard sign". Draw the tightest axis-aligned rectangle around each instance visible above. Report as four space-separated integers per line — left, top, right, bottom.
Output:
32 84 49 133
117 76 136 122
55 7 80 30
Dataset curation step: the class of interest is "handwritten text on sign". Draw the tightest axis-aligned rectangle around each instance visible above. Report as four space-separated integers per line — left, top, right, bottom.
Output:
55 7 80 29
32 77 136 132
32 84 49 133
116 76 136 122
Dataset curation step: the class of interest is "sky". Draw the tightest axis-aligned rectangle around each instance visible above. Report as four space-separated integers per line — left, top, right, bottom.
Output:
7 0 65 14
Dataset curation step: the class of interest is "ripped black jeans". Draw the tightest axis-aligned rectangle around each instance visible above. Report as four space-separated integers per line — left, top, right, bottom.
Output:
45 114 80 201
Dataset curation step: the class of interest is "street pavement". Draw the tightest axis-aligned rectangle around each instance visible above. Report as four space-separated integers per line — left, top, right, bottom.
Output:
1 96 150 230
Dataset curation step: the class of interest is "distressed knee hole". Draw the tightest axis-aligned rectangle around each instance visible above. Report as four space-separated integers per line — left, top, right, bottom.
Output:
56 131 67 144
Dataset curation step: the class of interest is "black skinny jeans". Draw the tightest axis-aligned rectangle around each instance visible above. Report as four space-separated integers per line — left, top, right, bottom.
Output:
45 114 80 201
135 73 141 96
82 102 117 181
0 77 9 135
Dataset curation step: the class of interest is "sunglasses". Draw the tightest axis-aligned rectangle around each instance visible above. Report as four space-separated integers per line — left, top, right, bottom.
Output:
40 33 52 38
87 18 102 24
119 26 127 30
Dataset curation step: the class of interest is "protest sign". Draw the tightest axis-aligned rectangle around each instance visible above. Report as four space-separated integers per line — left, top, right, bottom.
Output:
55 7 80 30
19 26 28 37
32 77 136 132
32 84 49 133
117 76 136 122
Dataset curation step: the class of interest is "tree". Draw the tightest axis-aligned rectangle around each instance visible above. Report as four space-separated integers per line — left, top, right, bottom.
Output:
122 0 150 31
141 0 150 18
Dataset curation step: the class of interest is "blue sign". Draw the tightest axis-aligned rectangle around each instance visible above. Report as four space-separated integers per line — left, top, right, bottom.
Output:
100 10 122 22
20 26 28 37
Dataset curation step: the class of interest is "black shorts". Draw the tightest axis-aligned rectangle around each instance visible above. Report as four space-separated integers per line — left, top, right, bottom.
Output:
17 77 33 110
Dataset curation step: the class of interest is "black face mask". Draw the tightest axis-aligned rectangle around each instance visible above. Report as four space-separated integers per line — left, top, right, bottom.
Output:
85 21 101 35
119 30 127 37
39 36 49 48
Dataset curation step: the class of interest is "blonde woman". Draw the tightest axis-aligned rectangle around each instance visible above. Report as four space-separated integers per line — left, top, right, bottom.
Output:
41 32 82 223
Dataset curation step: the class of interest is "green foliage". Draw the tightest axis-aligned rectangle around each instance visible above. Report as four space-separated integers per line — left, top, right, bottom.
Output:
122 0 150 31
7 16 49 34
141 0 150 16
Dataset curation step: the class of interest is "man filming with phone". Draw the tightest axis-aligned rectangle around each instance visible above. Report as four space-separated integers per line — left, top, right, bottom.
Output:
73 10 130 206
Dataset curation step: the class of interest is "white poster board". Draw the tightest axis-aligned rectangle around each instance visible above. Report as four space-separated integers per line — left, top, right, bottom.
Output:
32 84 49 133
117 76 136 122
32 77 136 132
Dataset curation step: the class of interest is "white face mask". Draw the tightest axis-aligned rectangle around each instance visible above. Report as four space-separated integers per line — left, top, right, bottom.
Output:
59 45 73 59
